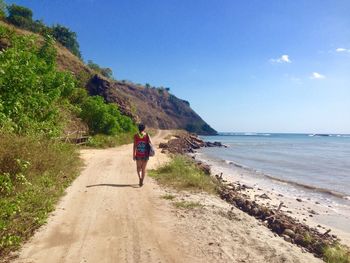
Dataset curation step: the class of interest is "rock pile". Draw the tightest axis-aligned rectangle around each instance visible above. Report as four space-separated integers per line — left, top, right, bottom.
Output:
217 177 338 258
159 134 226 154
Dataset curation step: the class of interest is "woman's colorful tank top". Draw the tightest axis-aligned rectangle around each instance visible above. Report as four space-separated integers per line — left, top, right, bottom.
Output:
134 133 150 157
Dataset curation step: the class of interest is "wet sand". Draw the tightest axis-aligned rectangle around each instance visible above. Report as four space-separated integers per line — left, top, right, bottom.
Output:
195 154 350 245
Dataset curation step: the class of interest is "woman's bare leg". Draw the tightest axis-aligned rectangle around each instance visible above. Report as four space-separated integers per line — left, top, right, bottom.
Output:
140 160 148 186
136 160 142 179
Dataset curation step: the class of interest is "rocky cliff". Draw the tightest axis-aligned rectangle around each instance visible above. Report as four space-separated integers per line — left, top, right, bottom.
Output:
0 21 217 135
86 75 217 135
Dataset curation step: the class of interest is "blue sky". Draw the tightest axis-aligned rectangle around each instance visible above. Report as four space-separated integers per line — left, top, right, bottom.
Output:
7 0 350 133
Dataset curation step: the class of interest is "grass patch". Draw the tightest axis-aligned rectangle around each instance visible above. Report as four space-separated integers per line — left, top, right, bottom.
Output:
85 132 134 148
174 201 203 209
149 155 218 193
323 244 350 263
0 133 81 259
302 233 314 246
161 194 176 200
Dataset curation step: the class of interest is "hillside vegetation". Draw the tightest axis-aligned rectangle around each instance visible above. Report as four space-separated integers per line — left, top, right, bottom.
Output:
0 18 135 259
0 1 216 259
0 0 216 135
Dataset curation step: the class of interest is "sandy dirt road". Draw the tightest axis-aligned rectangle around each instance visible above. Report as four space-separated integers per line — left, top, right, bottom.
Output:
14 130 198 263
14 130 322 263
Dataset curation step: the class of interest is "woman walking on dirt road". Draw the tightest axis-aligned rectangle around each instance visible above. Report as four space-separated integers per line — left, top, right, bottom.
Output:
133 123 152 187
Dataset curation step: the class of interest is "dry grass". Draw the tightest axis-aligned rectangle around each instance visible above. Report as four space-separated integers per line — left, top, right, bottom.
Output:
0 133 81 259
161 194 176 200
323 244 350 263
149 155 218 194
0 21 93 86
173 201 203 209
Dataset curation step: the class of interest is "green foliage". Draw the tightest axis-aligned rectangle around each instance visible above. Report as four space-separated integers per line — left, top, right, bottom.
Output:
6 4 33 29
87 60 114 79
0 0 6 19
50 24 81 58
85 132 135 148
0 27 76 136
149 155 218 193
67 87 88 105
5 4 48 33
0 133 81 258
161 194 175 200
31 19 47 34
5 3 82 58
174 201 203 209
323 244 350 263
80 96 135 135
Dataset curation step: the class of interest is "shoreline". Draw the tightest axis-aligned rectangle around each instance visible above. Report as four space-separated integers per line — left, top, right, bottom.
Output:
193 151 350 246
152 131 325 262
159 131 349 259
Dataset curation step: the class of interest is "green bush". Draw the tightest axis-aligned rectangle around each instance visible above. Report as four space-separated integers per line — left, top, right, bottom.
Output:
0 0 6 19
87 60 113 79
0 27 76 136
30 19 47 34
80 96 135 135
5 3 82 58
50 24 81 59
6 4 33 29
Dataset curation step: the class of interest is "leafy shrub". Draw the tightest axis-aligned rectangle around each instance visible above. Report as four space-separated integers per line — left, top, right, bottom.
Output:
80 96 135 135
0 0 6 19
30 19 47 34
6 4 33 29
50 24 81 59
87 60 113 79
5 3 82 58
0 26 76 136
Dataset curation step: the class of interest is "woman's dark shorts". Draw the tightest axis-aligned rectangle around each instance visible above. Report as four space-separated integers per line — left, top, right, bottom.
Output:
135 156 149 161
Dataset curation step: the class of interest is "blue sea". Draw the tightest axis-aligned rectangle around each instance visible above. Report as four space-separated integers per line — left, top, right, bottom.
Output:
198 133 350 204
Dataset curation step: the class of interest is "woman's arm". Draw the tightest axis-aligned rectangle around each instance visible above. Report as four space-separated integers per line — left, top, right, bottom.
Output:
133 136 136 160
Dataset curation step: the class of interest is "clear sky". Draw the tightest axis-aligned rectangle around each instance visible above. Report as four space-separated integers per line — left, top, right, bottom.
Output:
7 0 350 133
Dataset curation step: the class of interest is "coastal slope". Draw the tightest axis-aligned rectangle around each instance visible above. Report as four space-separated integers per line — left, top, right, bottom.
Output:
0 21 217 135
87 74 217 135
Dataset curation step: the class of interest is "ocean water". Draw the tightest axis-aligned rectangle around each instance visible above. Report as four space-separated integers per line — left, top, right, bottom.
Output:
198 133 350 203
